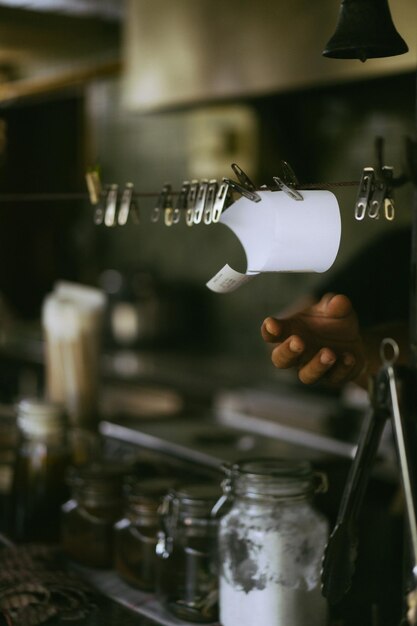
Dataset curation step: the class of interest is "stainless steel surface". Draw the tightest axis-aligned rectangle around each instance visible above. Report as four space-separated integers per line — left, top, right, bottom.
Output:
99 415 336 470
216 406 356 459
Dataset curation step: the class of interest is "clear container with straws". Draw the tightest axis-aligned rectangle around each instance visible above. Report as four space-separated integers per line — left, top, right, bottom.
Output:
42 281 106 431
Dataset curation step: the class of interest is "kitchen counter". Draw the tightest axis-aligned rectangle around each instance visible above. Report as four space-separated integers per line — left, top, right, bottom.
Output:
46 597 156 626
70 566 220 626
0 543 161 626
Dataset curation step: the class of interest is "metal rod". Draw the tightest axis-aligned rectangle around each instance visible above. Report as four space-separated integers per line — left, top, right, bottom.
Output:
387 365 417 577
410 186 417 366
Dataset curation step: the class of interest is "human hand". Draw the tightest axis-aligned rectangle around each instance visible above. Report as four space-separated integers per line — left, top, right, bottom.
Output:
261 293 366 386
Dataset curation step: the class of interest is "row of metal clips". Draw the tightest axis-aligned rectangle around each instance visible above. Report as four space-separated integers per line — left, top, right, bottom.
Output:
354 138 396 221
87 161 306 227
355 166 395 221
86 163 263 227
102 183 140 227
86 170 140 227
152 178 234 227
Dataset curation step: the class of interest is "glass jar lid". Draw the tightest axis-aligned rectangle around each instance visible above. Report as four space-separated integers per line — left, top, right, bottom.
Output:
124 476 177 513
166 482 222 519
17 397 65 437
67 462 128 503
124 475 177 499
224 458 317 499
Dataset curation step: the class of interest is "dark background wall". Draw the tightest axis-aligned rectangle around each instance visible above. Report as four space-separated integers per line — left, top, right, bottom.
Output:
0 70 414 356
86 70 416 355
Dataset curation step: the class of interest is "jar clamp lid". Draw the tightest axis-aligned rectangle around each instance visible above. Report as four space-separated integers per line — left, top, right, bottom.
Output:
218 458 328 503
16 398 65 437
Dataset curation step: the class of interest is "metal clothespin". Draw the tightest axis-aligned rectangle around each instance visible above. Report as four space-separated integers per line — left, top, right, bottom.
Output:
93 202 105 226
223 161 261 202
368 167 395 221
367 177 383 220
86 169 105 225
163 184 174 226
172 181 190 225
231 163 257 193
151 183 170 223
355 167 375 220
382 165 395 221
212 180 232 223
272 161 303 201
369 137 395 221
186 180 199 226
104 184 119 227
117 182 136 226
223 178 261 202
85 169 102 204
203 179 218 224
130 198 140 225
193 179 209 224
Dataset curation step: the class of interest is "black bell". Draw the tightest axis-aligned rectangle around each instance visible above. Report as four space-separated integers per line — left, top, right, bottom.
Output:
323 0 408 62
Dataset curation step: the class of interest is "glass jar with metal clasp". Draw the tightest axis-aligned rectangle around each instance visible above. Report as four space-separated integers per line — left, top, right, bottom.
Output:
11 398 70 543
114 476 176 591
216 458 329 626
155 483 221 623
61 462 127 568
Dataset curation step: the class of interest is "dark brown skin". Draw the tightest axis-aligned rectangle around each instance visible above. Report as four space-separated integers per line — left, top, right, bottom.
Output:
261 293 409 388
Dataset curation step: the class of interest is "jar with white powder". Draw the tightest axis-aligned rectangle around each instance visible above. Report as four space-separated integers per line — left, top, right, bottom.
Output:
216 458 329 626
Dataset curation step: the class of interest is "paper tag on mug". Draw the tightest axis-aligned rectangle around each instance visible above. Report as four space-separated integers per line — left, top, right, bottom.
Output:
206 189 341 293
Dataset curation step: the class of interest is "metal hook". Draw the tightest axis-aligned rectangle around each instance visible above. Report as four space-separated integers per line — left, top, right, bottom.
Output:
380 337 400 366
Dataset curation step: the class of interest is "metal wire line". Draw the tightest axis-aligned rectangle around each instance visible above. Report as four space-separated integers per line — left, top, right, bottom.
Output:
0 180 360 203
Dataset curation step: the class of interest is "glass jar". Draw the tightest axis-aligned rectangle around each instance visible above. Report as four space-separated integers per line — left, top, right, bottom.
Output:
114 476 176 591
61 462 126 568
155 483 221 623
217 458 329 626
11 397 70 543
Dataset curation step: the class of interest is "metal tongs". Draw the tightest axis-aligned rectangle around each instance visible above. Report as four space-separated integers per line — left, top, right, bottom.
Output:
321 339 417 625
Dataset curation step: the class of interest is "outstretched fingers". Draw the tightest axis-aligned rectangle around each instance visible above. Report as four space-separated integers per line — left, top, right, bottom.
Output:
261 316 296 344
297 349 336 384
297 350 358 385
270 335 305 369
261 317 282 342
